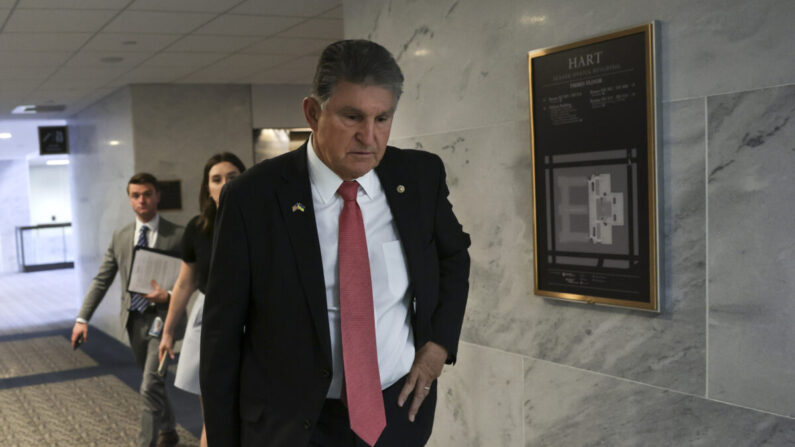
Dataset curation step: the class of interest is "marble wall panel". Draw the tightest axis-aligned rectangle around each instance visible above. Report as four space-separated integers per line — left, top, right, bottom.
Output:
0 160 30 273
130 84 254 226
707 84 795 417
251 84 311 129
391 98 706 395
69 87 135 343
428 342 524 447
345 0 795 139
524 358 795 446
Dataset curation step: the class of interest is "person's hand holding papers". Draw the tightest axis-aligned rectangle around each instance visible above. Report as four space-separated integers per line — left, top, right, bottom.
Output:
144 280 170 304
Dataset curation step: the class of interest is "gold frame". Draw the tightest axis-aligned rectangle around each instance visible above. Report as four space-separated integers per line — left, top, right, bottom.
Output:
527 23 660 312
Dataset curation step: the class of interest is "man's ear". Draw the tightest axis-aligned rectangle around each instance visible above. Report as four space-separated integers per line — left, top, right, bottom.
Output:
302 97 321 132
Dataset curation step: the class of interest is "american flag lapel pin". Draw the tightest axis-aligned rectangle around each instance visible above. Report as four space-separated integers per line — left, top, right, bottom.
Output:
291 202 306 213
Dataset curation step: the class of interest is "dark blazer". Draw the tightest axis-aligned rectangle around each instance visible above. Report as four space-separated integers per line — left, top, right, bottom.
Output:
201 144 471 446
77 216 184 328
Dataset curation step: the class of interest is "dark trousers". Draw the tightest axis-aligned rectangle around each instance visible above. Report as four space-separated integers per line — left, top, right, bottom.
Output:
127 309 176 447
310 375 437 447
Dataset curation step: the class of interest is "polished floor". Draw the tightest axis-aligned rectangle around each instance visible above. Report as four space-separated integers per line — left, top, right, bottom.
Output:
0 269 202 446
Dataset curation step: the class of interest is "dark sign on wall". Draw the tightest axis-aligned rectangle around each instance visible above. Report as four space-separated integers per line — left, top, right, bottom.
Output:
528 23 661 311
158 180 182 211
38 126 69 155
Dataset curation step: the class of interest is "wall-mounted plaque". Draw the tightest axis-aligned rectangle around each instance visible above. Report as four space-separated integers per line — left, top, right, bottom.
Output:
528 23 661 312
158 180 182 211
38 126 69 155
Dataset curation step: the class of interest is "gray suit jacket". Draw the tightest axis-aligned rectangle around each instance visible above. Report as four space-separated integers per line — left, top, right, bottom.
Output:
78 216 184 329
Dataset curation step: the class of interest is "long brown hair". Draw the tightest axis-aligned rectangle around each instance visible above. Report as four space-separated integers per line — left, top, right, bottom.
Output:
197 152 246 235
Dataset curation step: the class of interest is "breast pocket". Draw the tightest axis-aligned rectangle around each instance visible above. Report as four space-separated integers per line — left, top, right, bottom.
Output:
382 240 409 298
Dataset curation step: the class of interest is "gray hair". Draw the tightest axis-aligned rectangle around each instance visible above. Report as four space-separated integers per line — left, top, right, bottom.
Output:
311 39 404 107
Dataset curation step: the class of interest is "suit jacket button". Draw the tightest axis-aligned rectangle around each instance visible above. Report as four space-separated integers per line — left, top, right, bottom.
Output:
304 419 312 430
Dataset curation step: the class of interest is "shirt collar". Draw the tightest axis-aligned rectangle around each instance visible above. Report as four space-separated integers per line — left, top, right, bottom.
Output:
306 134 377 204
135 213 160 234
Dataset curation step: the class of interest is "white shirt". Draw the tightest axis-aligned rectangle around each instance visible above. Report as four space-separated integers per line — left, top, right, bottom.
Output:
307 136 415 399
134 214 160 248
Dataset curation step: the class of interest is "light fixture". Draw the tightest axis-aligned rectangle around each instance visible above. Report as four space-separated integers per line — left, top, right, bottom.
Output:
414 49 430 57
0 132 11 139
109 140 121 146
520 15 547 25
46 159 70 166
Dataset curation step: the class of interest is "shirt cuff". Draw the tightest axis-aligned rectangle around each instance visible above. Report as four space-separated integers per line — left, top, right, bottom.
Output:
75 317 88 324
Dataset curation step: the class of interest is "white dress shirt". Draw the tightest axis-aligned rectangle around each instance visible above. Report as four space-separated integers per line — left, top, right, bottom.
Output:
307 136 415 399
134 214 160 248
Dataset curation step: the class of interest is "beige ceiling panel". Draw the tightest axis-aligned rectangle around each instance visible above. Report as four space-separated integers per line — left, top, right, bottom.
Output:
0 50 72 67
242 36 332 55
143 51 226 68
0 32 92 52
320 5 342 18
167 35 260 53
278 18 342 39
0 79 41 93
216 53 291 70
116 65 196 83
25 89 93 104
104 10 215 34
48 65 128 81
177 69 250 84
66 50 153 67
129 0 243 13
0 67 56 80
17 0 129 9
0 8 9 23
4 9 117 33
194 14 302 36
82 33 182 52
231 0 340 18
38 77 116 91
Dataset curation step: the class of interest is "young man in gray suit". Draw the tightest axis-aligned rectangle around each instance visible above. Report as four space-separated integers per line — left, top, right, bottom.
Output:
71 173 184 447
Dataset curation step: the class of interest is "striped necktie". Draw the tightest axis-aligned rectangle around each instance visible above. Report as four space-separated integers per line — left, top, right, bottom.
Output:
128 226 150 313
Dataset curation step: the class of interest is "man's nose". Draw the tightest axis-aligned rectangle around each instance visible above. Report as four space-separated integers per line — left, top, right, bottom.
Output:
356 120 377 147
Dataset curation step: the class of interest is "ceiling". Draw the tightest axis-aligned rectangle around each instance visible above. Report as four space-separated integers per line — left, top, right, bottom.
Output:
0 0 343 120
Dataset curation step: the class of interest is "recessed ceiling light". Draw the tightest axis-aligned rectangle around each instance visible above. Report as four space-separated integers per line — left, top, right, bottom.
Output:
0 132 11 139
109 140 121 146
12 104 66 114
100 56 124 63
46 159 70 166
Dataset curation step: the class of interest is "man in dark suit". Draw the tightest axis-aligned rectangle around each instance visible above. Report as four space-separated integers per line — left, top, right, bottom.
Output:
201 40 470 447
71 173 184 447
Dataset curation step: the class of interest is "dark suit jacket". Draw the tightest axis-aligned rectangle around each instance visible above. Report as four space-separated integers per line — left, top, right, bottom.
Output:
77 216 184 329
201 144 471 446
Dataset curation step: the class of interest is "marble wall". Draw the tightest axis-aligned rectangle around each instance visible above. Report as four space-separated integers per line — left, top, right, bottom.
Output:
0 160 31 273
251 83 311 129
69 87 135 342
344 0 795 444
130 84 254 226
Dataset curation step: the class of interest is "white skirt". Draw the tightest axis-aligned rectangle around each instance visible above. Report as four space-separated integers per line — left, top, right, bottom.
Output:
174 292 204 395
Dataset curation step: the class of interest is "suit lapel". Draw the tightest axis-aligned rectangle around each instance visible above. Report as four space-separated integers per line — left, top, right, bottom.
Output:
376 148 420 271
276 146 332 365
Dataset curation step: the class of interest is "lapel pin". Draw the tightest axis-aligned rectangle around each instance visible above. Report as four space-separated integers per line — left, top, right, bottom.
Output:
291 202 306 213
396 185 406 194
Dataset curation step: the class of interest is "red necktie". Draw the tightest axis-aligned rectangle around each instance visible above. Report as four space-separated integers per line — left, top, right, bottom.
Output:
337 181 386 446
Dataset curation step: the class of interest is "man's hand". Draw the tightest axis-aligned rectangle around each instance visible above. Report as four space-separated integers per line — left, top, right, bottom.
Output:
397 341 448 422
144 280 169 304
71 322 88 349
